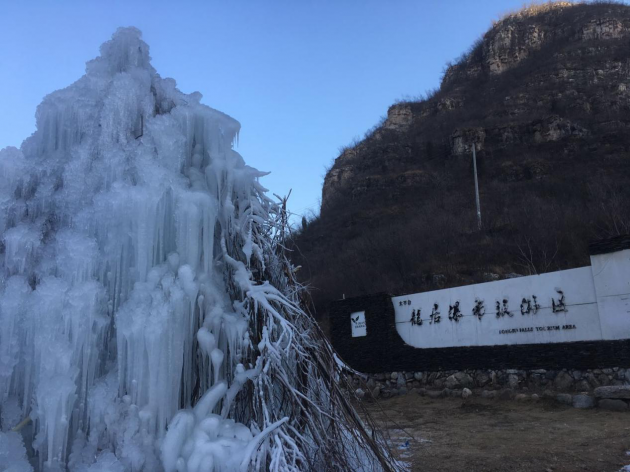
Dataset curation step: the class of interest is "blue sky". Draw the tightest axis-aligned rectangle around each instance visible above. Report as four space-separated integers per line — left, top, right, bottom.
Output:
1 0 561 220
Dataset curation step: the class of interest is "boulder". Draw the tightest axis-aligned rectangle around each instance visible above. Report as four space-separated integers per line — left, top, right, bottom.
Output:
475 372 491 387
556 393 573 405
499 389 515 401
390 372 399 380
594 386 630 399
414 372 423 381
397 375 406 389
371 386 381 399
417 388 427 397
445 372 474 389
355 388 365 399
575 380 590 392
572 394 594 409
515 394 529 402
481 390 497 399
462 388 472 399
598 399 628 411
553 371 574 391
531 394 540 402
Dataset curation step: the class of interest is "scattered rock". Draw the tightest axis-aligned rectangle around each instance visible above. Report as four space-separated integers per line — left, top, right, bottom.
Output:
572 394 594 409
445 372 474 389
481 390 497 399
585 373 601 388
598 399 628 411
515 394 529 402
355 388 365 399
397 375 406 389
390 372 399 380
575 380 590 391
371 387 381 399
594 385 630 399
475 372 491 387
462 388 472 399
531 394 540 402
554 371 574 391
414 372 423 381
556 393 573 405
508 374 520 389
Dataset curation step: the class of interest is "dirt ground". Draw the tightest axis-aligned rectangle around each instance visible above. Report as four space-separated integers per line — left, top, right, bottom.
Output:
365 395 630 472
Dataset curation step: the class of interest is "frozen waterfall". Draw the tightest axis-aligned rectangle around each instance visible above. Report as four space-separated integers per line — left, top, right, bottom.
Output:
0 27 398 472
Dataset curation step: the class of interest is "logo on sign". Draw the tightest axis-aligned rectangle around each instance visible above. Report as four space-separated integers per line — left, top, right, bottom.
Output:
351 311 367 337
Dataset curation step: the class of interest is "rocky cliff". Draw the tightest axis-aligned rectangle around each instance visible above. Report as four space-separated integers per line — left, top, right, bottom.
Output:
294 2 630 318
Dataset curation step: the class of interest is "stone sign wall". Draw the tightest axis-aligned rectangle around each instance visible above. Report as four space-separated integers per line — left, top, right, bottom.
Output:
329 240 630 374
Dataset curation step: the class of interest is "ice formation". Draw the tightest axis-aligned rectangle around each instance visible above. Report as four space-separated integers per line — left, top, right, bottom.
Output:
0 28 398 471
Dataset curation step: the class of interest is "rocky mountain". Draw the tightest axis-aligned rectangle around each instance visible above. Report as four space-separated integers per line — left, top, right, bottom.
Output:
293 1 630 320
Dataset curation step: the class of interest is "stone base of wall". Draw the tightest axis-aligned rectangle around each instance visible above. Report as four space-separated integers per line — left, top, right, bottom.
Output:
348 366 630 400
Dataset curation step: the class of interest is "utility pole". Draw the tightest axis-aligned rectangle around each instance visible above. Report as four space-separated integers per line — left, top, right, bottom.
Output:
472 144 482 230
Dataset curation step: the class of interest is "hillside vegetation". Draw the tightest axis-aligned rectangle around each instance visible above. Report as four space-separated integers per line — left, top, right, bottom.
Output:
292 1 630 321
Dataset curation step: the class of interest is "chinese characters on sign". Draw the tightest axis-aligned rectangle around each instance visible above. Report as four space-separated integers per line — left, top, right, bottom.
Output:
520 295 540 315
402 290 568 328
496 299 512 318
472 298 485 320
552 290 567 313
430 304 441 324
448 301 463 322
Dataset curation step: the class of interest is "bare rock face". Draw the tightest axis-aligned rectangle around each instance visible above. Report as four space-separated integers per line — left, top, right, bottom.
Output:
532 116 589 143
484 23 546 74
383 104 413 132
450 128 486 155
294 3 630 316
579 17 627 40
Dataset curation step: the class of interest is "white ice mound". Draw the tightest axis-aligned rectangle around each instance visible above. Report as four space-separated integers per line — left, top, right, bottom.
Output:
0 27 394 472
0 26 262 469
